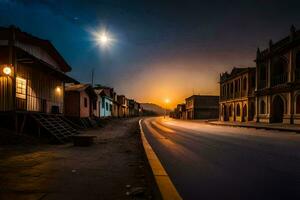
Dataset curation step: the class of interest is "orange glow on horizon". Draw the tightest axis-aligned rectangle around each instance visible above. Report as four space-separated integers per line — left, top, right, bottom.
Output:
116 65 220 109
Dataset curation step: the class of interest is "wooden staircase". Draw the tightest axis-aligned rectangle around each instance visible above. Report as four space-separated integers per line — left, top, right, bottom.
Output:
31 113 78 143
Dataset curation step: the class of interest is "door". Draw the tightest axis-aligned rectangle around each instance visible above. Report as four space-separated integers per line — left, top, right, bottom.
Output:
272 96 284 123
242 105 247 122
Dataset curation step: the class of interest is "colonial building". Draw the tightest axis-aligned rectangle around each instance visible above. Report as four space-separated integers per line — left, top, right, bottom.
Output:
219 67 256 122
255 25 300 124
185 95 219 119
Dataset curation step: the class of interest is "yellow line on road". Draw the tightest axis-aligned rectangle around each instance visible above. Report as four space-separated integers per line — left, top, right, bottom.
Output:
139 119 183 200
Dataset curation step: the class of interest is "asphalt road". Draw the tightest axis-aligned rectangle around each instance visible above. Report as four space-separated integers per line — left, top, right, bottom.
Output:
141 117 300 200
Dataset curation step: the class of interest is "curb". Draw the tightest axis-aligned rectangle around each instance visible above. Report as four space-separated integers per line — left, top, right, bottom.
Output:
208 122 300 133
139 119 182 200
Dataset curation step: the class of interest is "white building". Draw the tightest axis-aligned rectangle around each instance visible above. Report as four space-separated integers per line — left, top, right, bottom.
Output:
94 88 113 118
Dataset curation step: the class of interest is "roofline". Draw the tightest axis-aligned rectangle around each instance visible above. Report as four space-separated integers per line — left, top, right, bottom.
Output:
0 25 72 72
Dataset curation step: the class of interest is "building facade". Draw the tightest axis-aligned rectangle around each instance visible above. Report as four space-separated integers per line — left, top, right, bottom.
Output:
65 84 97 118
0 26 76 131
219 67 256 122
94 88 113 118
185 95 219 120
255 26 300 124
117 95 126 117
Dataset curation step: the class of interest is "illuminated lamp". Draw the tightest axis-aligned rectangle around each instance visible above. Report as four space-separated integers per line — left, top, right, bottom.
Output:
3 66 12 75
55 86 62 95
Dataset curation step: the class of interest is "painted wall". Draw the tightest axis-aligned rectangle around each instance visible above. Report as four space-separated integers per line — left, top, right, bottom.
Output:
100 96 113 117
79 91 90 118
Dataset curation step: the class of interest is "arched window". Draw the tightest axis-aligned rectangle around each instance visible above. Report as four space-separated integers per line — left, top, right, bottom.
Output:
243 105 247 116
296 95 300 114
296 51 300 69
243 77 247 90
236 104 241 116
260 100 266 114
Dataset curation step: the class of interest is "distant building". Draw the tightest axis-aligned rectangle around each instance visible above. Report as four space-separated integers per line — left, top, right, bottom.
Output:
117 95 126 117
177 104 186 119
255 25 300 124
171 104 186 119
94 87 113 118
111 91 120 118
185 95 219 119
125 98 130 117
219 67 256 122
65 84 97 118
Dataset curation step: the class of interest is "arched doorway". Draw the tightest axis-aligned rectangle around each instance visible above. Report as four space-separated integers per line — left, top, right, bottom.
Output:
223 105 229 121
248 102 255 121
272 95 284 123
242 104 247 122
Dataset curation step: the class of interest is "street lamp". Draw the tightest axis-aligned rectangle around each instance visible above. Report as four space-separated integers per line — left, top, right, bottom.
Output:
3 66 12 76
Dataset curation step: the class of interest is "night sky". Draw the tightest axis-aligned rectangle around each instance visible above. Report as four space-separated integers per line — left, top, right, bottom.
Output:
1 0 300 108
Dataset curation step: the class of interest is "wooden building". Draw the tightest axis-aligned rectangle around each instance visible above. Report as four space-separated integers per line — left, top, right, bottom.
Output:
256 25 300 124
94 87 113 118
0 26 77 138
185 95 219 120
117 95 126 117
65 84 97 118
219 67 256 122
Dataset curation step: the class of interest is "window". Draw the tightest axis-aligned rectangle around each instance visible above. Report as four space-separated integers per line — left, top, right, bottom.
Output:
106 102 108 111
260 100 266 114
102 98 105 108
16 77 26 99
236 104 241 116
296 95 300 114
84 97 87 108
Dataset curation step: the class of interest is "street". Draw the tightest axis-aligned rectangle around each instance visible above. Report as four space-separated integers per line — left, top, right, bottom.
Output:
141 117 300 200
0 118 159 200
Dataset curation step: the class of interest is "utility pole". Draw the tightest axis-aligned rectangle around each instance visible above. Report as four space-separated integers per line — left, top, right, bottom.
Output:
91 68 94 87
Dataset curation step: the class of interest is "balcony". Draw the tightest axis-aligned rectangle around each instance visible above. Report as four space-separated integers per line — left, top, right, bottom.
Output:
271 73 287 86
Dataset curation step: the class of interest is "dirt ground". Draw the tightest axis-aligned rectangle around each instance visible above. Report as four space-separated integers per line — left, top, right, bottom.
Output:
0 118 161 200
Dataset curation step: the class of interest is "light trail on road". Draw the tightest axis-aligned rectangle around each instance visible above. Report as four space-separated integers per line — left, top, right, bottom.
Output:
141 117 300 200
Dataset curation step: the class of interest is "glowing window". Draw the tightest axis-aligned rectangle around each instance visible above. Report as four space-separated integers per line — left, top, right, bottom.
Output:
16 77 26 99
